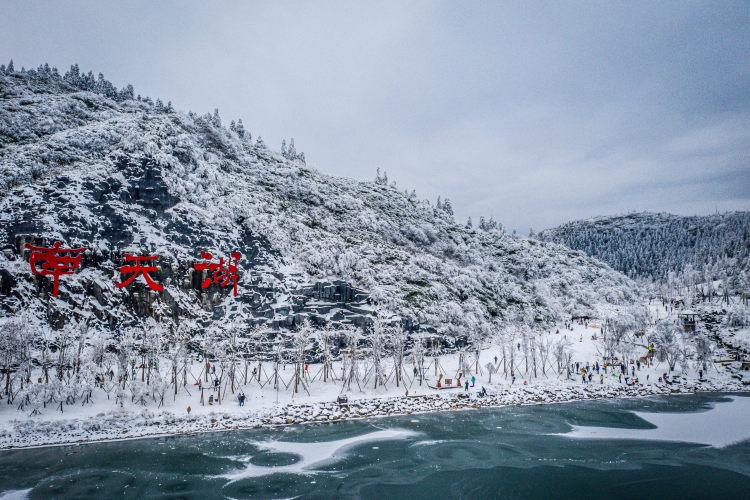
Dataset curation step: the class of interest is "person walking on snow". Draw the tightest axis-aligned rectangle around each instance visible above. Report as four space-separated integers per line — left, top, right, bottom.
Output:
464 380 469 391
471 375 476 387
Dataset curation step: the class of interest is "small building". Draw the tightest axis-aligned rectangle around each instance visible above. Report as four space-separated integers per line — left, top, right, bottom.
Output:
678 310 699 331
571 311 596 322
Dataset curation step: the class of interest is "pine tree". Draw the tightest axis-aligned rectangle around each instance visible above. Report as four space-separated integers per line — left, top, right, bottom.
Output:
443 198 454 217
118 84 135 101
466 217 473 229
235 119 246 138
64 64 80 86
7 59 14 73
375 168 388 185
82 70 95 90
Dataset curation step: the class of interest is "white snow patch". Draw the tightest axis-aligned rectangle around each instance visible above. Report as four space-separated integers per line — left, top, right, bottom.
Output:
561 396 750 447
411 439 451 447
222 428 418 480
0 489 32 500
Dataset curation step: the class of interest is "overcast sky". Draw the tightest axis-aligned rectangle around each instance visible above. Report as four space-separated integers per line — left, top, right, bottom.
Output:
2 1 749 232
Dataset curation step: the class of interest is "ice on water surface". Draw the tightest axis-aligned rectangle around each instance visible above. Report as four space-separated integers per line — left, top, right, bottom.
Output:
562 396 750 448
222 428 419 480
0 489 32 500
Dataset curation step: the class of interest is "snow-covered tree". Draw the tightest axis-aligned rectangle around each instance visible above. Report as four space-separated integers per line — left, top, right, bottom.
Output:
0 318 27 402
375 168 389 185
653 319 682 372
442 198 454 218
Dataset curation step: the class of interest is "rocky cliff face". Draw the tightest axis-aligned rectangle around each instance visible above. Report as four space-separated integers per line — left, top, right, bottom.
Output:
0 68 641 342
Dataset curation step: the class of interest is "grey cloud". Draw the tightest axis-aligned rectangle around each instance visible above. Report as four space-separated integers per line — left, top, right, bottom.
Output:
1 0 748 233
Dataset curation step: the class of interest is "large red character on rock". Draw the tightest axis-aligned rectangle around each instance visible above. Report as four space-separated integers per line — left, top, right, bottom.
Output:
115 254 164 292
25 241 86 296
193 250 242 296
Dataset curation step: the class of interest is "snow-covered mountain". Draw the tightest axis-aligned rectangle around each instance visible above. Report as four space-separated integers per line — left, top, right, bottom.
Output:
0 65 640 340
539 212 750 289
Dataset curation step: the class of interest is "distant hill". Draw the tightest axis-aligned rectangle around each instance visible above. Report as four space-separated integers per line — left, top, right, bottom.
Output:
539 212 750 291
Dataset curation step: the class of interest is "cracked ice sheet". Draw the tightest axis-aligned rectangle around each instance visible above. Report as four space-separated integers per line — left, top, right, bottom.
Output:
221 428 419 480
561 396 750 448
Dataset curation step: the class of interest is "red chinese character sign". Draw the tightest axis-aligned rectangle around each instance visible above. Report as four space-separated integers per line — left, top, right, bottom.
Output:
25 241 86 296
24 238 243 300
193 251 241 296
115 254 164 292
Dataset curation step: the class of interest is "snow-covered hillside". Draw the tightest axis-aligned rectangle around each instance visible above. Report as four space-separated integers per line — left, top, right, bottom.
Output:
0 65 640 342
539 212 750 289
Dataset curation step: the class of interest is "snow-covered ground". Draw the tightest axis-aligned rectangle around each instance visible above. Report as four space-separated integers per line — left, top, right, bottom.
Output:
723 328 750 351
1 321 745 450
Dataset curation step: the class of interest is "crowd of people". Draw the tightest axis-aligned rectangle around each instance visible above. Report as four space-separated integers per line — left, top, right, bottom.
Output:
572 356 657 386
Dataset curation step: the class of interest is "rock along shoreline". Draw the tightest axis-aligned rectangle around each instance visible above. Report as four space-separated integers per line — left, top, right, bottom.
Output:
1 379 747 451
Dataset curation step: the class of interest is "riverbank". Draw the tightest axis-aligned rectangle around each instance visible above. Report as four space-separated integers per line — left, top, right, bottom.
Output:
2 376 746 450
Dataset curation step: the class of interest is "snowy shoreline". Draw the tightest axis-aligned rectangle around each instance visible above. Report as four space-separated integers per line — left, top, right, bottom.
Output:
2 379 746 451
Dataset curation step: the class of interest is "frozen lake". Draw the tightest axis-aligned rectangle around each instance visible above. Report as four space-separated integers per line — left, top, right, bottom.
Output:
1 393 749 498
